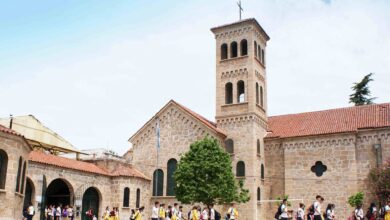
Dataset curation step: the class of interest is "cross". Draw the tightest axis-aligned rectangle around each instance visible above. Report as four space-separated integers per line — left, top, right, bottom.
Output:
237 0 244 20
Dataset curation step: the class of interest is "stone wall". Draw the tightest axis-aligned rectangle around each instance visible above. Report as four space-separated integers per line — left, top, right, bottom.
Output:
0 132 31 220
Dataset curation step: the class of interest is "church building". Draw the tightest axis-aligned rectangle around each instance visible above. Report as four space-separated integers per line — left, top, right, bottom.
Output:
0 18 389 220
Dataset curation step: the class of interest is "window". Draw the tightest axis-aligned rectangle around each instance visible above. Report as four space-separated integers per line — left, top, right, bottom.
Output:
225 139 234 154
240 39 248 56
20 161 26 194
261 164 265 179
136 188 141 208
123 187 130 207
255 83 259 105
167 159 177 196
15 157 22 192
257 187 261 201
237 80 245 103
230 42 238 58
221 44 228 60
236 161 245 177
260 86 264 107
0 150 8 189
225 83 233 104
152 169 164 196
258 45 261 61
261 49 265 64
257 139 261 155
311 161 327 177
254 41 257 58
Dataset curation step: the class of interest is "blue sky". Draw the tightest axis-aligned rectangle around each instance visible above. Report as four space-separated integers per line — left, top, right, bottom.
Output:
1 0 389 154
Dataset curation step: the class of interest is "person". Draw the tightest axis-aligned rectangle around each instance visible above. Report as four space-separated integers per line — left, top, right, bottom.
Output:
354 204 364 220
190 206 199 220
56 205 61 220
201 207 209 220
296 203 305 220
177 206 183 220
209 204 215 220
279 199 288 220
114 207 120 220
385 200 390 220
167 205 172 220
173 203 179 217
325 203 334 220
313 195 323 220
227 203 238 220
159 204 166 220
109 207 116 220
63 205 69 220
86 208 94 220
366 203 377 220
26 203 35 220
152 202 160 220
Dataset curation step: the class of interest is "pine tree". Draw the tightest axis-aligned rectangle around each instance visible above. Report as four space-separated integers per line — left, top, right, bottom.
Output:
174 137 250 206
349 73 376 106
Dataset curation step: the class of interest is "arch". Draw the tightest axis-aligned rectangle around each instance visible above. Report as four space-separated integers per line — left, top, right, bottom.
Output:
20 161 27 194
255 83 259 105
82 187 100 220
261 49 265 64
236 161 245 177
257 187 261 201
167 158 177 196
260 86 264 107
221 44 228 60
15 157 22 192
261 164 265 179
153 169 164 196
237 80 245 103
0 150 8 189
23 177 35 208
240 39 248 56
257 139 261 155
224 139 234 154
230 41 238 58
123 187 130 207
225 82 233 104
136 188 141 208
254 41 258 58
46 178 74 206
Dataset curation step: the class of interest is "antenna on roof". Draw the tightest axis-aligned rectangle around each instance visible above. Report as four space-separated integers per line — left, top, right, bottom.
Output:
9 114 13 129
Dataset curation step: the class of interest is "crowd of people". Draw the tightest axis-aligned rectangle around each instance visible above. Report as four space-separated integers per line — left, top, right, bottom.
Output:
44 204 74 220
275 195 390 220
102 206 145 220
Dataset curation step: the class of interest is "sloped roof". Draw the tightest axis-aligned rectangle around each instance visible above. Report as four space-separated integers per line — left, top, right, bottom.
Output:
266 103 390 139
0 124 23 137
29 151 149 180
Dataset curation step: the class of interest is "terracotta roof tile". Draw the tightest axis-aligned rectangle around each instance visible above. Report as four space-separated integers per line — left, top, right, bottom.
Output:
266 103 390 139
29 151 149 180
0 124 23 137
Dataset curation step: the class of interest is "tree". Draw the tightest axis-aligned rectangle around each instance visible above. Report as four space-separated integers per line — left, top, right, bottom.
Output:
173 137 250 206
349 73 376 106
348 192 364 207
368 160 390 203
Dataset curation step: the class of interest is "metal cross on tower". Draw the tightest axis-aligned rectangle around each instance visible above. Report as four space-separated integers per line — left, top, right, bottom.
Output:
237 0 243 20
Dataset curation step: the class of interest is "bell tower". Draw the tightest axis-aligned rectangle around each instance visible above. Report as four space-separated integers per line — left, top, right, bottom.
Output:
211 18 270 220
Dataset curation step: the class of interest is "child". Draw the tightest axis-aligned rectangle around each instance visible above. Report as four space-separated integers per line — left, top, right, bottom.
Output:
296 203 305 220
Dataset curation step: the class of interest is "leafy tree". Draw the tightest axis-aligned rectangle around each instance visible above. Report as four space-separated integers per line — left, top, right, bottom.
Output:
174 137 250 206
348 192 364 207
275 195 291 207
349 73 376 106
368 160 390 203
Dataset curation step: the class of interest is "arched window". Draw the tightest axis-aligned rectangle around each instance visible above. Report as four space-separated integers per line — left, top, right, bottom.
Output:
257 187 261 201
230 41 238 58
225 82 233 104
260 86 264 107
240 39 247 56
136 188 141 208
20 161 27 194
255 83 259 105
254 41 258 58
152 169 164 196
0 150 8 189
221 44 228 60
257 139 261 155
258 45 261 61
261 164 265 179
167 158 177 196
224 139 234 154
15 157 22 192
262 49 265 64
123 187 130 207
236 161 245 177
237 80 245 103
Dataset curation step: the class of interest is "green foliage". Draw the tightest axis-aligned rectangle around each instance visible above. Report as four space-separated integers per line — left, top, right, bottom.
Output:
368 160 390 203
348 192 364 207
173 137 250 206
349 73 376 106
276 195 291 207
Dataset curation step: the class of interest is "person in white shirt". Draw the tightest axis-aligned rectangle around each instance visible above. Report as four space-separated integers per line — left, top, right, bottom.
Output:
313 195 324 220
201 207 209 220
177 206 183 220
325 203 335 220
27 203 35 220
279 199 288 220
67 206 74 220
209 204 215 220
296 203 305 220
227 203 238 220
152 202 160 220
354 204 364 220
173 203 178 217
